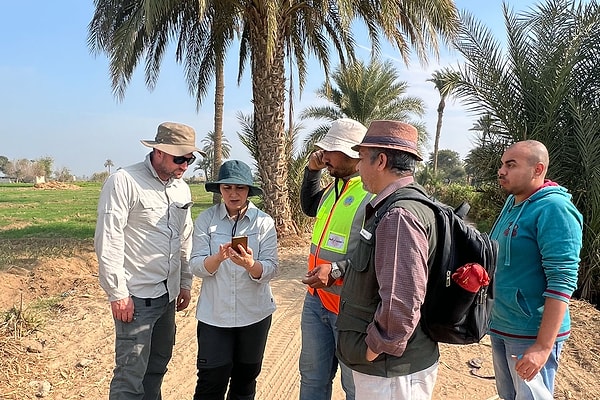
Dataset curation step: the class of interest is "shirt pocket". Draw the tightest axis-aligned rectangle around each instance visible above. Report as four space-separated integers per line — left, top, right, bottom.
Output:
349 227 375 272
135 198 168 227
246 232 260 254
168 202 191 234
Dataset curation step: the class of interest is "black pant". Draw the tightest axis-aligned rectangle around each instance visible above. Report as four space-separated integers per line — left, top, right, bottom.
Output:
193 316 272 400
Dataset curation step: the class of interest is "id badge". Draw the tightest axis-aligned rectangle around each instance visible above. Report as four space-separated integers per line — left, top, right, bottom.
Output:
326 232 346 251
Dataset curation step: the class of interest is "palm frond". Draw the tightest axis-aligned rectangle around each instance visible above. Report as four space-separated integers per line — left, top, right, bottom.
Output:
301 58 427 131
455 0 600 299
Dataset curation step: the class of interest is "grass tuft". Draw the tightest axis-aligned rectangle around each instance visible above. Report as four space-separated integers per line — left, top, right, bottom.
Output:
0 293 60 338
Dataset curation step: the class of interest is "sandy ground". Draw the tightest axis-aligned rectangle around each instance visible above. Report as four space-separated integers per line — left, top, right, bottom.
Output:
0 239 599 399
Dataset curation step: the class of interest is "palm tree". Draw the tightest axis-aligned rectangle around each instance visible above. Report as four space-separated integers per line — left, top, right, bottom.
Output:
469 113 506 144
427 67 460 176
464 114 508 185
209 5 237 206
88 0 459 236
236 112 258 169
237 112 312 232
450 0 600 299
104 159 114 175
301 59 429 152
195 130 232 184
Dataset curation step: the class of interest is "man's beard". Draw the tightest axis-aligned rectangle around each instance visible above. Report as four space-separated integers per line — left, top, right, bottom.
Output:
328 164 355 179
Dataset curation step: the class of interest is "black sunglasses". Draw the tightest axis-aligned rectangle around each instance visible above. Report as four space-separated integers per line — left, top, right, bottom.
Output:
172 155 196 165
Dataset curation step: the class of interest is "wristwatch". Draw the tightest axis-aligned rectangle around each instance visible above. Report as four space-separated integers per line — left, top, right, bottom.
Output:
330 262 342 280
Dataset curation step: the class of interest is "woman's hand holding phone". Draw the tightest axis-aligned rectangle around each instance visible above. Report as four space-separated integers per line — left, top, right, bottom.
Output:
228 238 252 266
227 237 261 278
231 236 248 254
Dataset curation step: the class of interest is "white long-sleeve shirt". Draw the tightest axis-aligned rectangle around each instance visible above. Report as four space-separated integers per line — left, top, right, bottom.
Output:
190 202 278 327
95 154 193 303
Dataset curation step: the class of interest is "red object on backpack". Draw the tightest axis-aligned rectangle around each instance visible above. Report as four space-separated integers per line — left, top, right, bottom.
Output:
452 263 490 293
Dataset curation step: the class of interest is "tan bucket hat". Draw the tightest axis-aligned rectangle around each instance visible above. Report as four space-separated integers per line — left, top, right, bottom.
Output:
141 122 206 157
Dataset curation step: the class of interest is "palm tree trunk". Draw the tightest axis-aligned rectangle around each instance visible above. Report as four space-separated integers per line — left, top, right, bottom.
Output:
433 97 446 176
212 55 225 205
249 25 298 237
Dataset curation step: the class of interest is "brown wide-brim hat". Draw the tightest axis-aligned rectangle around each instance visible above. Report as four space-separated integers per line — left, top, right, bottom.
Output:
352 120 422 161
141 122 206 157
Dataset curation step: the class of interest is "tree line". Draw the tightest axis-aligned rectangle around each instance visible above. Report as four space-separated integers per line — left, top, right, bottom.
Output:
0 156 74 183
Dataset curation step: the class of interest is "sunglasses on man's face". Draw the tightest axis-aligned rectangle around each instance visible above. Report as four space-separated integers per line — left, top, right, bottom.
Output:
172 155 196 165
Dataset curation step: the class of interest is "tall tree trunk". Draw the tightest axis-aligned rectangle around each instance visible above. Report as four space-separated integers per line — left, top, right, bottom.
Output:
288 66 294 142
433 96 446 176
249 25 298 237
212 55 225 205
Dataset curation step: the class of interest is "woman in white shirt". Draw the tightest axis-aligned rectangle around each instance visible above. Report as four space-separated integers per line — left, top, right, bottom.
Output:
190 160 278 400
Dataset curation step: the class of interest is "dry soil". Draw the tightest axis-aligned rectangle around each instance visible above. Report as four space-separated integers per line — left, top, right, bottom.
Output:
0 238 599 399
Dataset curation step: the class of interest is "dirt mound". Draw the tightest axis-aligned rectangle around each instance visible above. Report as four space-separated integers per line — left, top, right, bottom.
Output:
33 181 80 190
0 242 598 399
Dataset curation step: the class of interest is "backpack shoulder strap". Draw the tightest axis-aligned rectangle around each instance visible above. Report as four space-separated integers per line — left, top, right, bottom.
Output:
373 183 439 227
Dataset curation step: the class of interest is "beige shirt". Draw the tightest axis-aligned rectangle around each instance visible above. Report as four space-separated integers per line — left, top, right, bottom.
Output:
95 154 193 303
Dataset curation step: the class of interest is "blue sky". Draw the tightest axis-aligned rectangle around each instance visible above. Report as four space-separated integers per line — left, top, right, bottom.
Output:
0 1 542 178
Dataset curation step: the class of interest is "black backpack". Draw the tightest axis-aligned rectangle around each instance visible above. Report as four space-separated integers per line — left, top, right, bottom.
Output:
375 184 498 345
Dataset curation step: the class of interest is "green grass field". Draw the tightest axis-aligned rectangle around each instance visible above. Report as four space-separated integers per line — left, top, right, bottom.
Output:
0 182 213 270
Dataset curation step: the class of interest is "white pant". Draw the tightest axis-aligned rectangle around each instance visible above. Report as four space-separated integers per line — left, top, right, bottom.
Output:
352 362 438 400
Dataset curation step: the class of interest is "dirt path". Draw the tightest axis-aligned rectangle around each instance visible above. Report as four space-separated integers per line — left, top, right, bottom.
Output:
1 242 599 399
162 270 331 400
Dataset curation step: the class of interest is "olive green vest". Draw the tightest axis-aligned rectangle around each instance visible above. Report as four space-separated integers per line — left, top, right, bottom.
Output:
336 183 439 377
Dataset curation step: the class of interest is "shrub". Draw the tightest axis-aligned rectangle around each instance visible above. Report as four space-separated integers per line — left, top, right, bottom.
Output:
427 182 504 233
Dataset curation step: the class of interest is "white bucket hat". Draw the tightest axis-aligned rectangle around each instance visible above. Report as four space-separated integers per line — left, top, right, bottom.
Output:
314 118 368 159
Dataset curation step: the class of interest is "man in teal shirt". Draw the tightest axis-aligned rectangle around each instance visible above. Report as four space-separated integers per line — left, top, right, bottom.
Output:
490 140 583 400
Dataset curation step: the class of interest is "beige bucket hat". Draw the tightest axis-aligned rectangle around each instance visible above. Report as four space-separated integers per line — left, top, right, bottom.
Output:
141 122 206 157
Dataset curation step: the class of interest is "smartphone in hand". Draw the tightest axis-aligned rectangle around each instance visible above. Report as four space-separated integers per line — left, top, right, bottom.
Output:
231 236 248 254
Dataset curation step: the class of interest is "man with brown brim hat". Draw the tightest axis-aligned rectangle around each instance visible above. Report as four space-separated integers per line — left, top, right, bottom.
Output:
299 118 372 400
335 120 440 400
141 122 206 182
95 121 203 399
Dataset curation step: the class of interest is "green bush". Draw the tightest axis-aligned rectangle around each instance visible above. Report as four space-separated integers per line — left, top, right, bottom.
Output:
427 182 504 233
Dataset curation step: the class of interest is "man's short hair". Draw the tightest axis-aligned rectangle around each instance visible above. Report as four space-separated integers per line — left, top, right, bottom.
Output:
367 147 417 174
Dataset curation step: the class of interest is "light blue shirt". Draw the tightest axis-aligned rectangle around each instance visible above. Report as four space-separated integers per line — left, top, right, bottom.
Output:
190 202 278 327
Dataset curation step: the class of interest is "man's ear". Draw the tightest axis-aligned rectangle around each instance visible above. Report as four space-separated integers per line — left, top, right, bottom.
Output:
534 161 546 177
154 149 165 160
377 152 387 171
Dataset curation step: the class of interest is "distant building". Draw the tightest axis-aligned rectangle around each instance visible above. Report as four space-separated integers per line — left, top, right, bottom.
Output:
0 173 13 183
